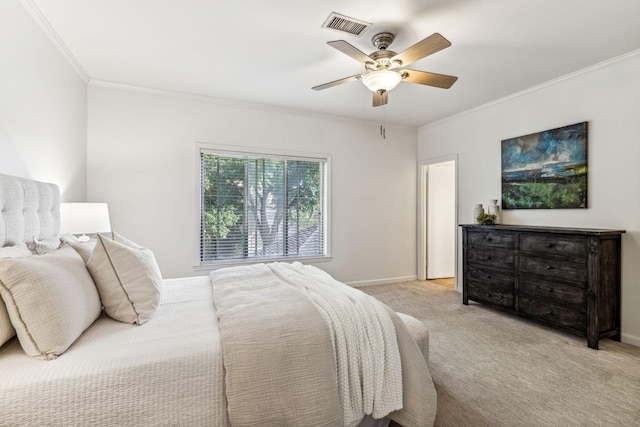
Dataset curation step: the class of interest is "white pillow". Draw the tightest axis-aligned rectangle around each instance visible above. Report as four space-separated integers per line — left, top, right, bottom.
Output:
0 245 101 359
29 236 62 255
0 243 32 347
87 232 162 325
0 243 32 258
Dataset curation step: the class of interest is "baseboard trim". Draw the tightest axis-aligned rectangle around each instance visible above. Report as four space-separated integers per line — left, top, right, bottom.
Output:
347 275 417 288
621 332 640 347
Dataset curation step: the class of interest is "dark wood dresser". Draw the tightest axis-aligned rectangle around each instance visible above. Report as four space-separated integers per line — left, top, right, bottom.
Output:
460 224 624 349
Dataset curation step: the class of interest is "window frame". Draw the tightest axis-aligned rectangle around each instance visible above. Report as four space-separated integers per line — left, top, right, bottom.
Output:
194 143 331 270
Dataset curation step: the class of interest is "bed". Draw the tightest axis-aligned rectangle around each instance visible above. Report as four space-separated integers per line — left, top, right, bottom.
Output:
0 173 436 427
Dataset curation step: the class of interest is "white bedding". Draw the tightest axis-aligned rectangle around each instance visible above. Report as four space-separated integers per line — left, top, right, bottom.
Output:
0 274 435 427
212 262 436 427
0 276 229 427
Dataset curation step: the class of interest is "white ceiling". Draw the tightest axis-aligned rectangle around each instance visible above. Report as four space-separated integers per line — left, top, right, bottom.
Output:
25 0 640 127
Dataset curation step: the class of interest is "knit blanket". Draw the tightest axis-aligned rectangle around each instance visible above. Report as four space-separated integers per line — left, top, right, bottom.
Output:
268 262 403 425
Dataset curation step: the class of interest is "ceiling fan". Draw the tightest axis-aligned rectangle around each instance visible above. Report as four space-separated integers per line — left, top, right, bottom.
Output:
312 32 458 107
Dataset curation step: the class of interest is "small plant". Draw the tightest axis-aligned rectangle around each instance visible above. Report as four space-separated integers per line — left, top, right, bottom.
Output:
477 213 497 225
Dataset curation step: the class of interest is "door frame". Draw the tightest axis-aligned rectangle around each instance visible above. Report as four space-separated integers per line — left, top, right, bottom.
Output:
417 154 459 290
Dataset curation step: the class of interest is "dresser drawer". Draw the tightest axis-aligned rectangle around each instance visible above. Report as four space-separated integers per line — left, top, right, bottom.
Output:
468 230 515 249
519 276 586 305
519 233 588 260
519 256 587 283
468 247 515 270
468 281 514 308
518 296 585 332
468 265 514 288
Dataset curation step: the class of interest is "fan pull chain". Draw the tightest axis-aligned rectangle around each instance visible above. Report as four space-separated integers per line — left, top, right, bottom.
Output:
380 106 387 139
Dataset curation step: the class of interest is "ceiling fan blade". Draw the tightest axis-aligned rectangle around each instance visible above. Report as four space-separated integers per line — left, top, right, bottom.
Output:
372 91 388 107
327 40 373 65
312 74 361 91
402 69 458 89
391 33 451 67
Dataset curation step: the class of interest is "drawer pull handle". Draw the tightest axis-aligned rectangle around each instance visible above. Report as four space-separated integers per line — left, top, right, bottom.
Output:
546 265 553 270
546 243 554 248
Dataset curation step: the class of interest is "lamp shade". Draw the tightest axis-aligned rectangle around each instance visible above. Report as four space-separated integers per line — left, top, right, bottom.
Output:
361 70 402 93
60 203 111 235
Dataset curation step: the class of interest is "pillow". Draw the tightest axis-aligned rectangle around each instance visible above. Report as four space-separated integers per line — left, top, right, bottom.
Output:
0 298 13 347
0 243 32 347
29 236 62 255
0 245 101 359
61 233 97 263
0 243 32 258
87 232 162 325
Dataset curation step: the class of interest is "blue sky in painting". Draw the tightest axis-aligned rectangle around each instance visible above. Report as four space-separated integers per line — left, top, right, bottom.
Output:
501 122 587 171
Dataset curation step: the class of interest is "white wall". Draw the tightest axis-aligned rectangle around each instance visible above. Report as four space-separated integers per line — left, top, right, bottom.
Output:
418 51 640 346
0 0 87 200
87 85 418 282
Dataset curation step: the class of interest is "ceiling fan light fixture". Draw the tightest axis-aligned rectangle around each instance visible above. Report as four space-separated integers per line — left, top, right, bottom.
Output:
361 70 402 93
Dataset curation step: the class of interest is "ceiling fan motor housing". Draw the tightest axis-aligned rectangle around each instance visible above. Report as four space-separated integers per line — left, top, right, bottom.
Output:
371 32 395 50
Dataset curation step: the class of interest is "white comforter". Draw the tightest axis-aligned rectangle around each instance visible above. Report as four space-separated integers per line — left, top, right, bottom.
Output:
0 276 229 427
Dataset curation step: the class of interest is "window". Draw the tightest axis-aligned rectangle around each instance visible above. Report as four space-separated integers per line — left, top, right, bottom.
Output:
199 147 329 265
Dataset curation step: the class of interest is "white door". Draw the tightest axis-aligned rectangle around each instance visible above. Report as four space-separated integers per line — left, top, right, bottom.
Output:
426 160 456 279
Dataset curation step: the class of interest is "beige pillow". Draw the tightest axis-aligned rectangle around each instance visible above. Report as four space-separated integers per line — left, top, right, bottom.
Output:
0 298 13 347
0 243 32 347
0 245 101 359
61 233 97 263
87 232 162 325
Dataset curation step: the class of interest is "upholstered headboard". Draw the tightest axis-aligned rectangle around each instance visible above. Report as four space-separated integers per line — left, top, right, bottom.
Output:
0 174 60 247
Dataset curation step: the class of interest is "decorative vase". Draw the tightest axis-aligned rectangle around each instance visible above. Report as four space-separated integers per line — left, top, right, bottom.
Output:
488 199 500 223
473 204 484 224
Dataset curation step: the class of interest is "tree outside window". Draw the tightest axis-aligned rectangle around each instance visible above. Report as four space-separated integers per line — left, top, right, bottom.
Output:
200 151 326 263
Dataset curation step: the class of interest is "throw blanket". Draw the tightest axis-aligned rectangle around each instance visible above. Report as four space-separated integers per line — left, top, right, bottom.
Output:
211 262 436 427
268 262 403 424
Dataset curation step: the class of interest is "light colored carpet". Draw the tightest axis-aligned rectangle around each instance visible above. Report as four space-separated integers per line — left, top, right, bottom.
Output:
360 280 640 427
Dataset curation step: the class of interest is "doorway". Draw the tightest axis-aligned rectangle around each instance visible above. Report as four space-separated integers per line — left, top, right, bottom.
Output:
417 155 458 289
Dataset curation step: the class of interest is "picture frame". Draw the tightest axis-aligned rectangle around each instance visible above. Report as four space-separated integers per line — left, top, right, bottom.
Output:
501 122 588 209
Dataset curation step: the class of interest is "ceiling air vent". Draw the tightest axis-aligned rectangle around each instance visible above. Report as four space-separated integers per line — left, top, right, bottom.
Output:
322 12 371 37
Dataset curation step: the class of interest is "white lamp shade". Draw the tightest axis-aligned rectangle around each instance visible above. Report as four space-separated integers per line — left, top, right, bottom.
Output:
60 203 111 235
361 70 403 93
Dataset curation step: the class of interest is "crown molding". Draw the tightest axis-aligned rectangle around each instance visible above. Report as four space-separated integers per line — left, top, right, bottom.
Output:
421 48 640 130
21 0 89 83
88 79 416 132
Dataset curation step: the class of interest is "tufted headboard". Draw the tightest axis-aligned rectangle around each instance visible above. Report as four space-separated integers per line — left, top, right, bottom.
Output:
0 174 60 247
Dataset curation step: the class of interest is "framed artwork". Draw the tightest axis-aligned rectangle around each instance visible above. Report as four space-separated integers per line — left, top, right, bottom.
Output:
501 122 588 209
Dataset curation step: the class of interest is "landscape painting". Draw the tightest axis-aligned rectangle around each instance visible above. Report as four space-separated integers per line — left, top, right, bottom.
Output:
501 122 588 209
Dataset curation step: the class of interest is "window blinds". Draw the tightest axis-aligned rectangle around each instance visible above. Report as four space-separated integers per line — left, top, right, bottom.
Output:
200 150 326 263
